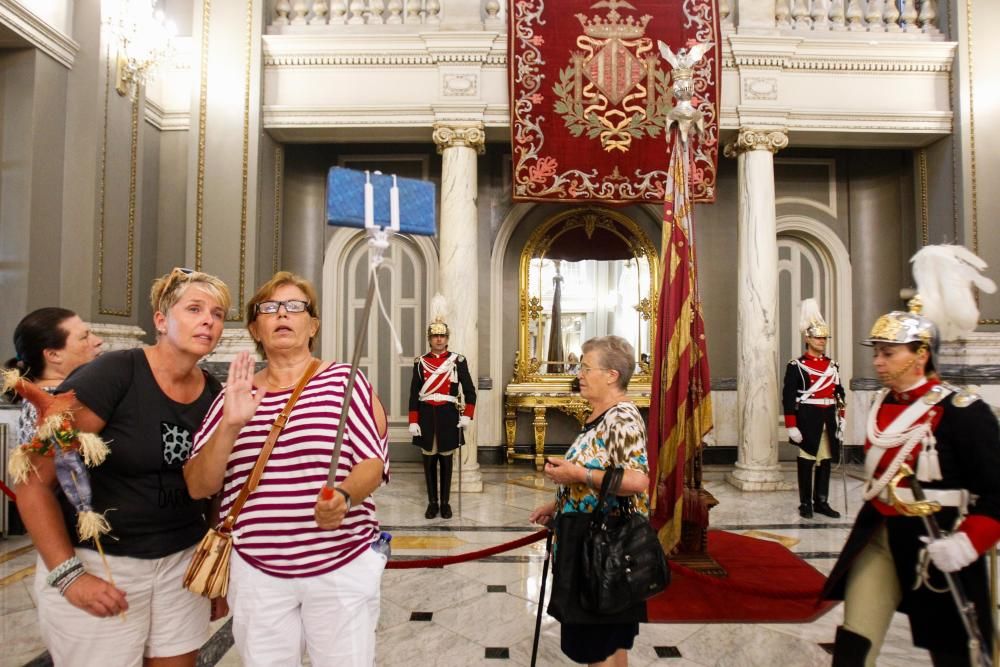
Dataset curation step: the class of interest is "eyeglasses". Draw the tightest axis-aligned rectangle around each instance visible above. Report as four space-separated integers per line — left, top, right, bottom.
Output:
256 299 310 315
578 363 609 374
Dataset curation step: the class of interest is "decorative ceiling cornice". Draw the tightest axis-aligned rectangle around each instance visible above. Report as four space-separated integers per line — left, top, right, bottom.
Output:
262 34 506 67
0 0 78 69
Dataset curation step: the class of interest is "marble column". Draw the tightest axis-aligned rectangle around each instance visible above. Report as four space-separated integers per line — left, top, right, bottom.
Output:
433 122 485 493
723 128 792 491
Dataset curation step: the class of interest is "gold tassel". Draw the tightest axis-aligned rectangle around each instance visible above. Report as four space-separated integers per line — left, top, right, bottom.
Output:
77 433 110 467
7 447 37 485
77 510 112 542
1 367 21 395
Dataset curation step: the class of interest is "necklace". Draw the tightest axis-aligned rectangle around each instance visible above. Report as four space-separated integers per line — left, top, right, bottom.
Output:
265 375 297 390
265 358 316 390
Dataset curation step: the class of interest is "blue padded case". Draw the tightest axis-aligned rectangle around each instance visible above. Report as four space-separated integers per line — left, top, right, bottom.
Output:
326 167 436 236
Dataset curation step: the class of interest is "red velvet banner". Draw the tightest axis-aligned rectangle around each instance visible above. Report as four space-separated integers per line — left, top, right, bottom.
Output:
509 0 720 204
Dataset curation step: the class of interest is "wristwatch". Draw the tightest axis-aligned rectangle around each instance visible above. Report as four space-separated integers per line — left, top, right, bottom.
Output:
335 487 352 511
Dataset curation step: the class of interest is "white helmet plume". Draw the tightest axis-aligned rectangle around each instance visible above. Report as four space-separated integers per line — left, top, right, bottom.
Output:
798 298 829 338
427 293 450 337
911 244 997 341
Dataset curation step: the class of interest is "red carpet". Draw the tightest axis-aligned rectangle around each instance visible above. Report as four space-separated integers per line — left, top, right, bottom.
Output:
647 530 836 623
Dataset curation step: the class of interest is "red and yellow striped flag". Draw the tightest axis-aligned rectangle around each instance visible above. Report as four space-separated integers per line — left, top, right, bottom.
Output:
647 134 714 554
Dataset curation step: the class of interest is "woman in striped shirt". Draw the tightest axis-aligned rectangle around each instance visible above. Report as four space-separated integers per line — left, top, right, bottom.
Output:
184 271 390 667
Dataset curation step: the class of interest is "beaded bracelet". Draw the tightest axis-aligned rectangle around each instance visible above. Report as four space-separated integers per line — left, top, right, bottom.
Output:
57 567 86 596
45 556 82 588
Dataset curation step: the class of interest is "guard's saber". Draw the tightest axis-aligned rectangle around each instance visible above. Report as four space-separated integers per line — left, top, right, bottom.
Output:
902 464 992 667
838 411 848 516
457 424 464 518
841 444 849 517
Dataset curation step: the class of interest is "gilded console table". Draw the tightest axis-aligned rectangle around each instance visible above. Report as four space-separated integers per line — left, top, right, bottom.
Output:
504 384 651 470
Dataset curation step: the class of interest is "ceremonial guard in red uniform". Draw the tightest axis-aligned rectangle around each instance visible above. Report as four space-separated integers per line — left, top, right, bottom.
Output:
408 295 476 519
825 245 1000 666
783 299 845 519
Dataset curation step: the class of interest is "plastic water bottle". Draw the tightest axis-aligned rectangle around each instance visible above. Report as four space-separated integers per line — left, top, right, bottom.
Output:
371 531 392 562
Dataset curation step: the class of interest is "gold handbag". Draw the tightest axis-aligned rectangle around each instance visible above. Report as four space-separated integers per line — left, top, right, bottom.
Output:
183 359 321 598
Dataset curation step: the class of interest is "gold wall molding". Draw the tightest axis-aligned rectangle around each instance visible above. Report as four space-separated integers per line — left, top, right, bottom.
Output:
432 122 486 154
194 0 254 320
723 127 789 156
918 148 929 246
194 0 211 272
964 1 996 325
272 144 283 276
236 0 254 319
97 42 137 317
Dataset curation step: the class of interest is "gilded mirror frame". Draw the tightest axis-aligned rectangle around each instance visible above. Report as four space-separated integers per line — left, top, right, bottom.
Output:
512 207 659 386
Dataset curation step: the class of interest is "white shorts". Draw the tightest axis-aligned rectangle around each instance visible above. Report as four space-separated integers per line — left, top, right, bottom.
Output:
229 546 385 667
35 545 210 666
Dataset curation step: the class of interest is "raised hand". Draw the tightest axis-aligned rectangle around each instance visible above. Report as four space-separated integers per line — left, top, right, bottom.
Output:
224 351 264 429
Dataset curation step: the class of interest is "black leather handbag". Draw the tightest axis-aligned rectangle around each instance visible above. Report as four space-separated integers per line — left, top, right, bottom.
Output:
578 468 671 615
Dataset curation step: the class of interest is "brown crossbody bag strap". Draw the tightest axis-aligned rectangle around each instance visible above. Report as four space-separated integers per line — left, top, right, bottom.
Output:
219 358 321 534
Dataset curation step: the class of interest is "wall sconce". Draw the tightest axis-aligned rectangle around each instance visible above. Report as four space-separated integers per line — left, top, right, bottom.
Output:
108 0 176 100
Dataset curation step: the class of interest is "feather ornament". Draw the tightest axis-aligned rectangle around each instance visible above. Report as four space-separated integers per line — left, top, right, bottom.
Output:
798 298 827 335
429 293 448 324
911 245 997 341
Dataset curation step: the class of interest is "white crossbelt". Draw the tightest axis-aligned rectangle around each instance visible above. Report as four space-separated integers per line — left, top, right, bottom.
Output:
877 487 971 515
800 398 836 406
420 393 457 404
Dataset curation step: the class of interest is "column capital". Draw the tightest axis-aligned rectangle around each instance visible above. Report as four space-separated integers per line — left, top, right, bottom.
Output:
723 127 789 157
432 122 486 155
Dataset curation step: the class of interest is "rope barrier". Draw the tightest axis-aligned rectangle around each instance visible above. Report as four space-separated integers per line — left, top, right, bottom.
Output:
1 478 547 570
1 479 820 602
386 529 547 569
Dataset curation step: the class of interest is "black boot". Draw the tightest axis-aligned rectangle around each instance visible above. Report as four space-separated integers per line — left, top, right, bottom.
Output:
832 626 871 667
439 453 454 519
796 458 814 519
813 460 841 518
423 454 439 519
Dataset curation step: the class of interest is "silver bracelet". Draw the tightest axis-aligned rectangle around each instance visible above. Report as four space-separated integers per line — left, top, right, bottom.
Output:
585 468 595 489
58 567 86 596
45 556 82 587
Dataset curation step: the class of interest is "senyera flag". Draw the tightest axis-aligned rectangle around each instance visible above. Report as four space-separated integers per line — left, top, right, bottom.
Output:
647 129 713 554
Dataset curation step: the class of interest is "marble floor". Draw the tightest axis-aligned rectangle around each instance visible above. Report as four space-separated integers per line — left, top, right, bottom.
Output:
1 463 941 667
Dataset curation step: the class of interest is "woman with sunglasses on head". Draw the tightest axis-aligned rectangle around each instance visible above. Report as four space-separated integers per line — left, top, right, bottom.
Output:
529 335 650 667
4 307 104 445
14 268 230 667
184 271 390 667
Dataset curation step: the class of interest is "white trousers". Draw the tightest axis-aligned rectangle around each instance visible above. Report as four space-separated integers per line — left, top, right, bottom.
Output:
229 547 385 667
35 545 209 666
843 523 903 667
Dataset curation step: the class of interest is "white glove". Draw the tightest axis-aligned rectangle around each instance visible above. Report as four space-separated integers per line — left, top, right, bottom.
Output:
787 427 803 444
922 532 979 573
408 423 421 437
459 415 472 429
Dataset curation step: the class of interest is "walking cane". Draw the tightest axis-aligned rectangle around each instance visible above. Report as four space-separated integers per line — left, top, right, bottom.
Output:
531 528 554 667
892 463 993 667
